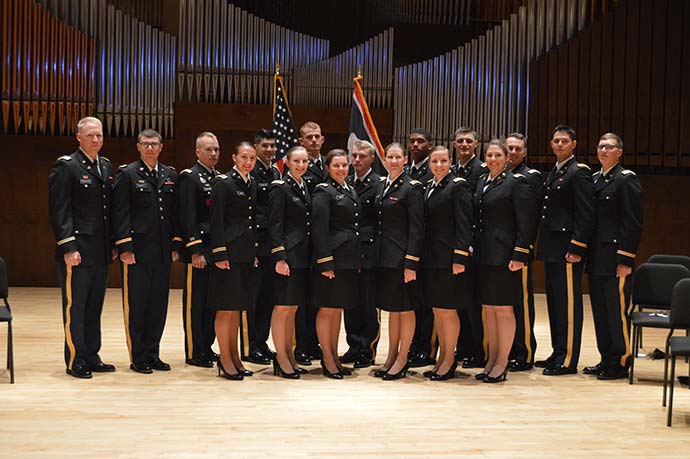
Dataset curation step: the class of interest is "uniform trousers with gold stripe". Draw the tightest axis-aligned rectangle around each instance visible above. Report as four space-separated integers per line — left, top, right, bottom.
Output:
57 263 108 370
240 254 273 358
544 261 584 369
588 273 633 370
344 269 381 360
510 264 537 364
121 262 171 365
182 264 216 360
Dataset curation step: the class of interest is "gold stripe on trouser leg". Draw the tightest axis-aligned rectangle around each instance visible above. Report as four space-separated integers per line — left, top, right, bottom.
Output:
522 266 533 362
185 264 194 359
482 307 489 358
65 265 76 370
369 308 381 358
241 310 250 356
564 263 575 367
619 276 631 367
122 264 133 362
429 318 438 357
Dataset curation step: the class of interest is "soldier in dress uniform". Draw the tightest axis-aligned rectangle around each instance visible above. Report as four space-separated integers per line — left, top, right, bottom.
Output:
239 129 281 364
535 125 595 376
294 121 327 364
506 132 544 372
340 140 382 369
451 126 487 369
112 129 181 374
584 133 643 380
176 132 221 368
49 116 116 379
405 128 436 368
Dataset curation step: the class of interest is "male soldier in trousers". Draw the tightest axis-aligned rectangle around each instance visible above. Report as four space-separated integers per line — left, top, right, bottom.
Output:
49 116 116 378
177 132 221 368
536 125 595 376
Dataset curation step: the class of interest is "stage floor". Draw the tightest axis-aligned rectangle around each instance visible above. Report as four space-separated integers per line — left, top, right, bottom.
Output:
0 288 688 458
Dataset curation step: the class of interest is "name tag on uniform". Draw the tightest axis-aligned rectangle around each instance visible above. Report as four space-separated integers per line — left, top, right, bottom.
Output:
164 180 175 185
388 197 399 201
79 175 93 185
335 195 345 201
236 191 246 196
203 185 212 192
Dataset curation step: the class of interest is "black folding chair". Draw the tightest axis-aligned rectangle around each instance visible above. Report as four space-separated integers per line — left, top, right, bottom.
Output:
0 257 14 383
663 279 690 426
629 263 690 384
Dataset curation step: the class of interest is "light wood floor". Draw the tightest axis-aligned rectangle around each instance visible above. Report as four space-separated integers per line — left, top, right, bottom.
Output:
0 288 688 458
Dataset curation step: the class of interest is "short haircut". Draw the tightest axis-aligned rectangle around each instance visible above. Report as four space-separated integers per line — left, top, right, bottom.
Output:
138 128 162 143
77 116 102 132
599 132 623 149
453 126 478 140
430 145 451 158
325 148 348 166
234 141 255 154
384 142 407 156
352 140 376 156
487 138 508 155
409 127 431 141
299 121 321 137
253 128 275 145
552 124 576 141
286 145 307 160
195 131 217 148
506 132 527 144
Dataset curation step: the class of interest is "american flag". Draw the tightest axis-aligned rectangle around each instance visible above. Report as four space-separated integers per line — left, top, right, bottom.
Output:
272 74 299 174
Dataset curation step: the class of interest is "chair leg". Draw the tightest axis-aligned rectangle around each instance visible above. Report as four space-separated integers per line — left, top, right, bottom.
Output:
663 332 672 406
629 326 637 385
7 321 13 384
667 356 676 427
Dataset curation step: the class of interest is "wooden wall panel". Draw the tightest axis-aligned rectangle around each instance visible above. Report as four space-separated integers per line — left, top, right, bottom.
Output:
587 22 602 166
680 0 690 167
577 29 591 165
556 44 569 125
648 0 668 165
663 0 683 166
635 0 653 166
526 59 540 160
598 12 613 158
566 39 579 143
546 50 559 147
610 1 626 138
537 58 549 159
622 0 639 165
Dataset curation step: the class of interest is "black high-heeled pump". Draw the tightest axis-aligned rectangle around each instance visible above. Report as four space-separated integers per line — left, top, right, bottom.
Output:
423 370 438 378
272 358 300 379
373 368 389 378
382 363 409 380
321 361 344 380
238 368 254 377
475 371 489 381
337 365 353 376
217 361 243 381
483 367 508 383
293 366 308 375
430 361 457 381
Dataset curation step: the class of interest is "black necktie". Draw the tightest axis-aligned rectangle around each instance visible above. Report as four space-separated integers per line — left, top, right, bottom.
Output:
426 183 436 200
150 168 158 181
93 159 102 179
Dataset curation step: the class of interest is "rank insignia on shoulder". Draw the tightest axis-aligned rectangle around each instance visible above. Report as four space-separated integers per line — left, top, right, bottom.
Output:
379 176 387 182
119 164 127 170
58 155 72 161
101 156 111 162
409 180 421 186
181 169 192 174
528 169 541 175
513 173 525 178
271 179 285 185
453 177 466 183
577 163 591 170
316 183 329 188
217 174 228 179
621 169 636 176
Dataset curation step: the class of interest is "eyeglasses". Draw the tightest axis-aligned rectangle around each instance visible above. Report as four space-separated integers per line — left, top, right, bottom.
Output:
139 141 161 149
454 138 475 144
596 144 619 152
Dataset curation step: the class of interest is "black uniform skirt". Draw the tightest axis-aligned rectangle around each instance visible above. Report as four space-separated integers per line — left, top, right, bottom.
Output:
376 268 420 312
272 268 309 306
423 268 465 310
477 264 521 306
311 269 359 309
207 262 255 311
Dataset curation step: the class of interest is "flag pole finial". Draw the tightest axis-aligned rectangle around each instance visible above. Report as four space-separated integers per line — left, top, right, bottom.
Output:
275 63 280 76
357 65 362 77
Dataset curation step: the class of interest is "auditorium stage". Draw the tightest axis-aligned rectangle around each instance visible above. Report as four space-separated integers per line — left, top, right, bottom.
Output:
0 288 687 458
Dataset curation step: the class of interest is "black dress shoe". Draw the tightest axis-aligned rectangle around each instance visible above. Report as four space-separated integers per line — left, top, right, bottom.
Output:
597 368 628 380
66 366 93 379
535 355 556 369
462 356 485 369
484 368 508 383
130 363 153 374
339 348 359 364
307 347 323 360
258 344 277 359
423 370 437 378
679 376 689 386
373 368 389 378
408 353 436 368
321 362 344 380
474 372 488 381
543 365 577 376
508 360 533 372
217 361 243 380
206 351 220 362
88 361 116 372
430 362 457 381
186 357 214 368
244 347 271 365
583 363 605 376
382 364 409 380
238 368 254 377
294 350 312 366
293 366 308 375
354 356 375 369
149 358 171 371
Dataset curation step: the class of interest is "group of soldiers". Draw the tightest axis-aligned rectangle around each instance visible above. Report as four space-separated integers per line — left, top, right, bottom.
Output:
48 116 642 382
